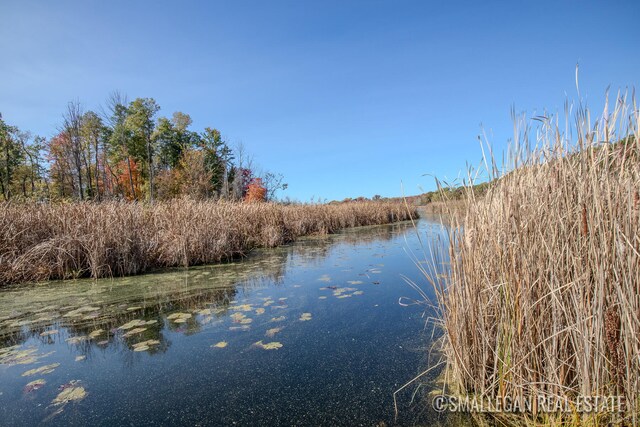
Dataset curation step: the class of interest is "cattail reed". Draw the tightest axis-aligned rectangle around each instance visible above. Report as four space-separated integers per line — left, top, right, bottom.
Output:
429 93 639 425
0 200 416 286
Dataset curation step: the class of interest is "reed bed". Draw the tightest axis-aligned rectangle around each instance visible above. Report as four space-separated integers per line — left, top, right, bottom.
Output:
431 95 640 425
0 200 415 286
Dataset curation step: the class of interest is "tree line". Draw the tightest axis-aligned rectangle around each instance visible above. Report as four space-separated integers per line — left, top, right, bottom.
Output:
0 93 286 202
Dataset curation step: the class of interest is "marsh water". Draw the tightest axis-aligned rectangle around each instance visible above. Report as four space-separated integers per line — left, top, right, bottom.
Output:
0 215 464 426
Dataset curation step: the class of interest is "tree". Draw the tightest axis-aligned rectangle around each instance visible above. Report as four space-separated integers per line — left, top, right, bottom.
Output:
62 101 85 200
0 114 24 200
80 111 106 200
15 133 47 199
47 131 75 198
125 98 159 201
105 92 137 199
230 142 253 200
154 112 197 170
244 177 266 202
177 149 214 199
200 127 233 197
261 171 288 201
2 92 289 203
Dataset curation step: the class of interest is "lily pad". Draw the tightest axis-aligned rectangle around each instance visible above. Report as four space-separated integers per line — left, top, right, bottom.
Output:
132 340 160 352
167 312 192 322
270 316 286 322
22 363 60 377
0 347 39 366
66 336 88 345
122 327 147 337
230 312 247 323
299 313 312 321
74 355 86 362
265 327 282 337
63 306 100 318
88 329 104 339
24 379 46 393
333 287 356 296
255 308 265 315
211 341 228 348
254 341 283 350
52 386 86 405
118 319 147 330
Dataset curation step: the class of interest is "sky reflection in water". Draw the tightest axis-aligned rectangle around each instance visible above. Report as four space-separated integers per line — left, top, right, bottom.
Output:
0 216 468 426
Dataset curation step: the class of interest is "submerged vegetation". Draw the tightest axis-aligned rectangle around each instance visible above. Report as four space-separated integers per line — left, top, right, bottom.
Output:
429 94 640 425
0 218 435 425
0 200 416 286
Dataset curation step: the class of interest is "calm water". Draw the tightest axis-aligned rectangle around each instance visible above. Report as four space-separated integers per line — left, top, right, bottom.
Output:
0 216 465 426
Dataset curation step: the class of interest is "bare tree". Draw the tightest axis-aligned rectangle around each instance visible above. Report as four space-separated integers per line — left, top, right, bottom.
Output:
62 101 85 200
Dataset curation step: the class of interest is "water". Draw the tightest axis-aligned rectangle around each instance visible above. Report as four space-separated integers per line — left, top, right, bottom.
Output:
0 216 464 426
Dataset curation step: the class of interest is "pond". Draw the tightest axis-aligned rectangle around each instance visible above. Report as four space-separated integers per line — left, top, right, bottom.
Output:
0 215 466 426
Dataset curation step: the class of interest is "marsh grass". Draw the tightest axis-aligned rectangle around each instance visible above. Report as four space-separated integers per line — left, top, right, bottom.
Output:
0 200 415 285
429 93 640 426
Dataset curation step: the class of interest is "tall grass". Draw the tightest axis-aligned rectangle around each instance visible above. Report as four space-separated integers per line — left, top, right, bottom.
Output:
431 94 639 425
0 200 415 286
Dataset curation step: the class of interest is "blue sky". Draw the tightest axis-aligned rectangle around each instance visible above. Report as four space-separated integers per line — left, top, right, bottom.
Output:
1 1 638 201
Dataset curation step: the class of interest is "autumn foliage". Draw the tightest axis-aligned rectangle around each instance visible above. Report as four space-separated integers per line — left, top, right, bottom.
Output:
244 177 266 202
0 97 287 202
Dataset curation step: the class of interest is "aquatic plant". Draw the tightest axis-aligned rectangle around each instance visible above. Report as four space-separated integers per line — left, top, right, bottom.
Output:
429 92 640 425
0 201 416 285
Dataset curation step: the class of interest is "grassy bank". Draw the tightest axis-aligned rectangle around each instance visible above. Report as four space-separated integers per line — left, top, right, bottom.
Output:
0 200 416 286
431 96 639 425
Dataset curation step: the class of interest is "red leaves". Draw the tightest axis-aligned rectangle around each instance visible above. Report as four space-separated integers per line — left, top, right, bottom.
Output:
244 177 266 202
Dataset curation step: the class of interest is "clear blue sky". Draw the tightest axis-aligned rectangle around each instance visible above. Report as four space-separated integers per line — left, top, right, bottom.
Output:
1 1 638 201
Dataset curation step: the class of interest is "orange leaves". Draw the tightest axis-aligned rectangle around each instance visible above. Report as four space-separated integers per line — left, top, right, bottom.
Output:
113 158 143 201
244 177 266 202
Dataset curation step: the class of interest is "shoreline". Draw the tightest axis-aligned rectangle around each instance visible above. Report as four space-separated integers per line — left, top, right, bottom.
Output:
0 200 418 287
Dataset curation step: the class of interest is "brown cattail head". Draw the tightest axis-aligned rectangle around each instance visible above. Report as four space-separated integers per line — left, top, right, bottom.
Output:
581 204 589 237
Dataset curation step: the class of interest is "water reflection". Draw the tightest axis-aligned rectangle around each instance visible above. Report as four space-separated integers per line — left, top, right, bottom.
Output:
0 219 465 426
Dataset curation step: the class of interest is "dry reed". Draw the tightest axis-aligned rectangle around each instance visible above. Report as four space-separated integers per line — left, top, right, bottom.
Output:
0 200 415 286
430 93 640 425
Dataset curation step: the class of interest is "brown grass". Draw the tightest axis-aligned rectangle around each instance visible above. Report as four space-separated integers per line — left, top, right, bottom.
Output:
0 200 416 286
430 94 640 425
